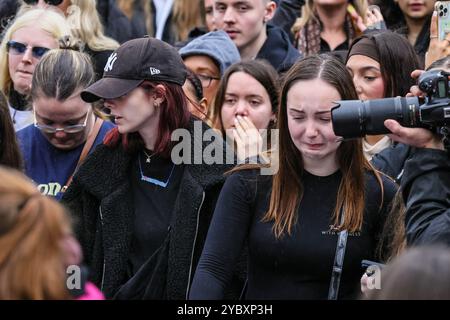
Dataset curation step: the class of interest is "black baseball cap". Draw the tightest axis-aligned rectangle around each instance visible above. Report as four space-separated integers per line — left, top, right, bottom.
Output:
81 37 187 103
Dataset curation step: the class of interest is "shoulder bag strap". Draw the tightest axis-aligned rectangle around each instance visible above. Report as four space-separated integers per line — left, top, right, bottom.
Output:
328 206 349 300
61 118 104 193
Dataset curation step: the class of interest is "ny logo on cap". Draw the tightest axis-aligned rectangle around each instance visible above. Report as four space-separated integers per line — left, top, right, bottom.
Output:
150 67 161 75
104 53 118 72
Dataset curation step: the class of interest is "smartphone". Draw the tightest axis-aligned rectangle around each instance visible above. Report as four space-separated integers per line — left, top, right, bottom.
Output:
436 1 450 41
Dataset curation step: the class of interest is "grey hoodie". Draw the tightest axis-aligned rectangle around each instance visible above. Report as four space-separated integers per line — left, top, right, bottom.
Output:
179 30 241 76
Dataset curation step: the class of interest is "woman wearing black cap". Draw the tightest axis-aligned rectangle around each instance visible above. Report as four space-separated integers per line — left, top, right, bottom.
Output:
61 37 237 299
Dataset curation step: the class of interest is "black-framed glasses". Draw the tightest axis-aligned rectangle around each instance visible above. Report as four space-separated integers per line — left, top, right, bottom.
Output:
34 109 90 134
23 0 64 5
196 74 220 88
7 41 50 59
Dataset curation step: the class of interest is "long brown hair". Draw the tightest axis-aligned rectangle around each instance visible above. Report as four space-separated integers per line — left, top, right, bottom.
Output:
212 59 279 137
0 167 72 299
266 54 383 238
0 93 22 169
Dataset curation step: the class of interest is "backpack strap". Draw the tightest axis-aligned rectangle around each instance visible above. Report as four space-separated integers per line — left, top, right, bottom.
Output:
61 118 104 193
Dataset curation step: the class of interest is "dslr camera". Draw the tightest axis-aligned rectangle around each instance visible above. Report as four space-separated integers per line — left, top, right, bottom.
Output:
331 69 450 139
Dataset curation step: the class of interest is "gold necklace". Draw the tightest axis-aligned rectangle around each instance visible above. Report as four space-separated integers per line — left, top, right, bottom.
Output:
143 149 156 163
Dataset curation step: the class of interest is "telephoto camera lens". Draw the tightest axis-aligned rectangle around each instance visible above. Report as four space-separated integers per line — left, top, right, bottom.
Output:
331 96 421 139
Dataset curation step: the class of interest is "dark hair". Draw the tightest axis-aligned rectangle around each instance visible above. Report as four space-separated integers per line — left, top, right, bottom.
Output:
347 31 421 98
376 190 406 262
212 59 279 136
185 69 204 101
0 92 22 169
31 49 95 101
266 54 383 237
427 55 450 71
366 246 450 300
104 81 191 157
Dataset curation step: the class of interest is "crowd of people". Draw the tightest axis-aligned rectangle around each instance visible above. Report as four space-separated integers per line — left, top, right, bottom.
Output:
0 0 449 300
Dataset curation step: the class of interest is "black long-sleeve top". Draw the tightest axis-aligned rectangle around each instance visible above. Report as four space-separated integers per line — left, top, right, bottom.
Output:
189 169 397 300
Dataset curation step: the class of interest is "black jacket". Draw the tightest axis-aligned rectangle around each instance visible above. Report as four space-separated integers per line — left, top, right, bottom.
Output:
149 0 176 45
257 24 302 73
371 143 415 183
62 120 235 299
96 0 146 44
401 148 450 247
0 0 19 36
271 0 305 43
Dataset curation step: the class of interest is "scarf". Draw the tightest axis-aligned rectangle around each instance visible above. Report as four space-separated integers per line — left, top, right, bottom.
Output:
296 13 357 57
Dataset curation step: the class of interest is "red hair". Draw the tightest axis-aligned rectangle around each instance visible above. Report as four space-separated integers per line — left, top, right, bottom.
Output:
104 81 191 158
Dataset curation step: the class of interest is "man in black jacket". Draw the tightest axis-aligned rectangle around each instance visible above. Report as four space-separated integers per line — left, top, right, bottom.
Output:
384 119 450 247
213 0 301 73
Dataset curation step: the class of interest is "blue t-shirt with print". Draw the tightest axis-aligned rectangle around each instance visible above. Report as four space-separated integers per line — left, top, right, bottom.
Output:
17 121 115 200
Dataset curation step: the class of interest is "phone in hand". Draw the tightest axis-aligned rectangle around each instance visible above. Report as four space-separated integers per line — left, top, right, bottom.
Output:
436 1 450 41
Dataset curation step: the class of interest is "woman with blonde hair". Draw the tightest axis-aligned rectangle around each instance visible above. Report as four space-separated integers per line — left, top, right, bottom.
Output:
292 0 368 57
0 166 104 299
0 8 72 131
22 0 119 78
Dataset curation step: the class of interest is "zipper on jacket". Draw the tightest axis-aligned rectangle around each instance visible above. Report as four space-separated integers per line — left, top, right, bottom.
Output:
99 206 106 292
185 191 205 299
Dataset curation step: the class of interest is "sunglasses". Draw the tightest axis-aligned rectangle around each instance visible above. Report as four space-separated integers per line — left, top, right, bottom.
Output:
7 40 50 59
23 0 64 5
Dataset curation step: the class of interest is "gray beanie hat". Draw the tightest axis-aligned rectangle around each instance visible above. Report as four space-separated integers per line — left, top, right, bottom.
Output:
179 30 241 76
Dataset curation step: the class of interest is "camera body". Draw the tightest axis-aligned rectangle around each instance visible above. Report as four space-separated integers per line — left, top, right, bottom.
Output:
331 70 450 139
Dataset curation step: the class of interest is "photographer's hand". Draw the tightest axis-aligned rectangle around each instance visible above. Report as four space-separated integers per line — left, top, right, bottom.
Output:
394 69 445 150
384 119 444 150
407 69 426 98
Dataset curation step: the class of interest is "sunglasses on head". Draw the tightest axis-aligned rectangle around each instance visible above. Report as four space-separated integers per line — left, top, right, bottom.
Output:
7 41 50 59
23 0 64 5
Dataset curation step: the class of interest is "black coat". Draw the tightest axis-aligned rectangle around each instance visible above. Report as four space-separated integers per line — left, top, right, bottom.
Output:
401 148 450 247
62 120 236 299
257 24 302 73
0 0 19 36
371 143 415 183
271 0 305 43
96 0 146 44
